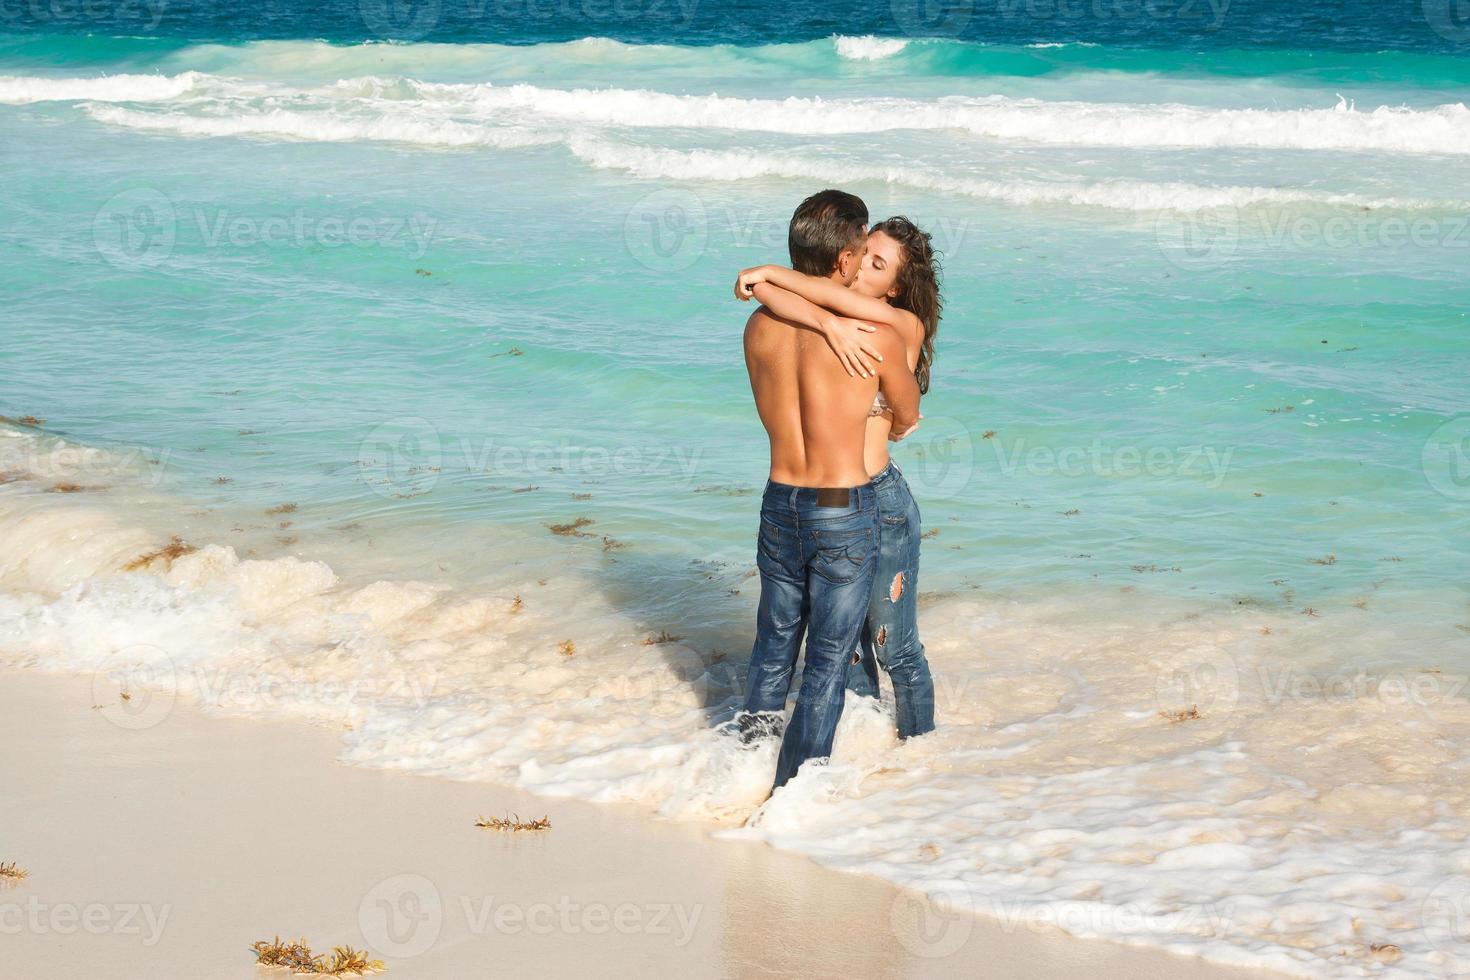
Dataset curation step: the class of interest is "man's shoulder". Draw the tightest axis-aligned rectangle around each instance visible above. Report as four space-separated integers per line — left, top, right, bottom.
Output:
744 304 794 336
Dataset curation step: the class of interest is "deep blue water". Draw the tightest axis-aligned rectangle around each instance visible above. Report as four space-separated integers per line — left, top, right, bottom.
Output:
2 0 1465 51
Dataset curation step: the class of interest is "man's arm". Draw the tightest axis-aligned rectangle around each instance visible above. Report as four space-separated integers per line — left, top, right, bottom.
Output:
872 326 920 439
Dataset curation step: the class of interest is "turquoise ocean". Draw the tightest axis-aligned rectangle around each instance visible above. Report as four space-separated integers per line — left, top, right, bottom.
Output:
2 4 1469 975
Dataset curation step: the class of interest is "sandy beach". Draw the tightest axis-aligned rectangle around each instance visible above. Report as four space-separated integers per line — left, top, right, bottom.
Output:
0 668 1296 979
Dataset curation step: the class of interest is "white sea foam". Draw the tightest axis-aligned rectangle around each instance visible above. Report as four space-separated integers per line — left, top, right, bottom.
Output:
83 103 557 149
833 35 910 61
422 79 1470 154
52 69 1470 156
2 429 1468 979
0 71 205 104
566 138 1452 212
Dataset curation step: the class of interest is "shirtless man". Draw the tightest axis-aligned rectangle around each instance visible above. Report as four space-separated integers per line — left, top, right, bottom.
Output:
739 190 921 793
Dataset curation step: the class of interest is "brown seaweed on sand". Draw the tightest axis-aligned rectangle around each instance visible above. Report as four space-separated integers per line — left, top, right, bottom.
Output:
251 936 384 975
476 814 551 832
1159 705 1201 724
124 536 198 572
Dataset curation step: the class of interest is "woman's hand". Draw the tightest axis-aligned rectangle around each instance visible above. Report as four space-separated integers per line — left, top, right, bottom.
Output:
734 265 771 301
821 315 883 378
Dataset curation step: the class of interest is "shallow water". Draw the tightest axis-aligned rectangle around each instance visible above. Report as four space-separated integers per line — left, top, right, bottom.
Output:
1 10 1469 978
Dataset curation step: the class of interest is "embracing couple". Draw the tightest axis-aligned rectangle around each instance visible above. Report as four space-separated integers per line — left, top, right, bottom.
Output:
735 189 942 795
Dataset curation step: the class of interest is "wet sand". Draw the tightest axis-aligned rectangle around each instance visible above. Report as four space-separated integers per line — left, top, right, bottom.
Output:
0 668 1298 979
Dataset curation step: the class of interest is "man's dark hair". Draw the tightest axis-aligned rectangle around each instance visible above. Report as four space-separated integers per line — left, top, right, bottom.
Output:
787 189 868 276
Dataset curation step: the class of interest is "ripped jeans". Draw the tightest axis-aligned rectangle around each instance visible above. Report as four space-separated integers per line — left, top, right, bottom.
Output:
846 461 937 739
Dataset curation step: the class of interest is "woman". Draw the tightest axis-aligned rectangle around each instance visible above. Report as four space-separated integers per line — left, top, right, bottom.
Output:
733 217 940 740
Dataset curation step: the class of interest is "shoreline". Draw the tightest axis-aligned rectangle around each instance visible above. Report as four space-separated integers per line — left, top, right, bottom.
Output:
0 667 1297 979
2 423 1467 977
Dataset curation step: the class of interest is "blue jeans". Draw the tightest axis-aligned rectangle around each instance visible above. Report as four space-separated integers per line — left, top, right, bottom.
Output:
743 479 879 791
846 462 936 739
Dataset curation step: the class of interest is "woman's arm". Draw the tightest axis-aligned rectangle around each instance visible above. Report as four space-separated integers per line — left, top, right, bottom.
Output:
744 282 885 379
872 328 921 439
738 265 917 333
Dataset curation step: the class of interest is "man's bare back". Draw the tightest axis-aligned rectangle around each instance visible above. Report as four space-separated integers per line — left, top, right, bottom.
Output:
744 306 919 488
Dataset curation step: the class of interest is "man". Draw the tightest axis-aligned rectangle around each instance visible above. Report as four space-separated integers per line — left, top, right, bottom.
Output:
739 190 921 793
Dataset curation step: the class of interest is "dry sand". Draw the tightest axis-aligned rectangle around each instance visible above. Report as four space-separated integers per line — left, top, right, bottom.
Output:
0 668 1296 979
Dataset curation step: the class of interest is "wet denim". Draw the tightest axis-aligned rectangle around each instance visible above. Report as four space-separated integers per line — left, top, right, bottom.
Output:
743 479 879 791
845 462 936 739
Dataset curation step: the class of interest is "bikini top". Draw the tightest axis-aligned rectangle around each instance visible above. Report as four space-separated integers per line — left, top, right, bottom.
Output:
870 391 890 417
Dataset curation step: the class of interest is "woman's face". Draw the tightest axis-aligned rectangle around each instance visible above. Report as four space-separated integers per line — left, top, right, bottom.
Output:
853 229 903 300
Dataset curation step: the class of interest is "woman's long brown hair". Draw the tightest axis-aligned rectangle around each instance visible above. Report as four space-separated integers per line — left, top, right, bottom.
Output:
872 217 942 394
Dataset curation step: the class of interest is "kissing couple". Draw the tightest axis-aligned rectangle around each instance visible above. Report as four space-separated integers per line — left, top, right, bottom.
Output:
734 189 943 796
